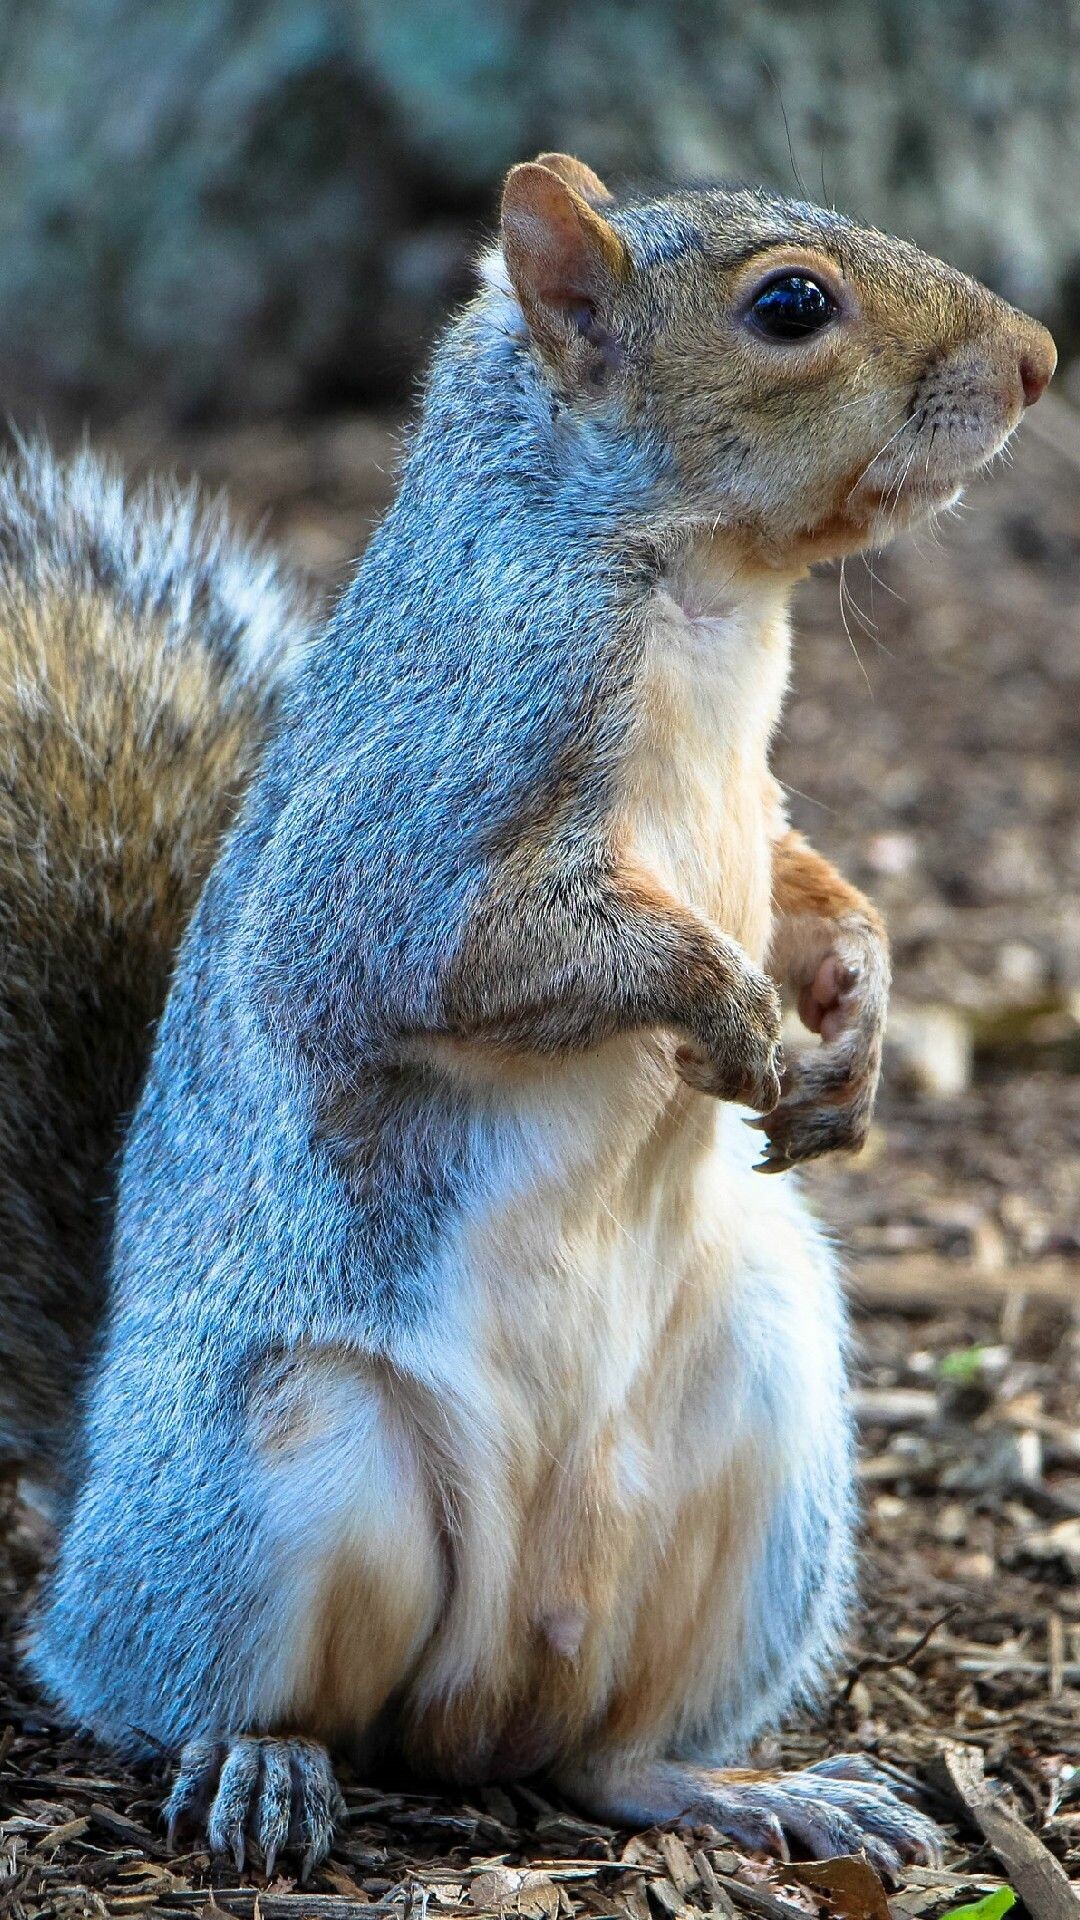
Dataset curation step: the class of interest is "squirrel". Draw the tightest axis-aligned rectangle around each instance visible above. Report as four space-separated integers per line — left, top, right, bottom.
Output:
0 441 310 1491
25 157 1054 1878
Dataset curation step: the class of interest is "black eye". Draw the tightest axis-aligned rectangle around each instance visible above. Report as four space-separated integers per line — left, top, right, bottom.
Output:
748 274 837 341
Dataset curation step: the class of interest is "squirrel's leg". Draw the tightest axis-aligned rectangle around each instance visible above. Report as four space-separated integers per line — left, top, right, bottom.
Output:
755 828 890 1170
442 857 783 1110
550 1194 940 1873
36 1346 443 1877
173 1349 442 1874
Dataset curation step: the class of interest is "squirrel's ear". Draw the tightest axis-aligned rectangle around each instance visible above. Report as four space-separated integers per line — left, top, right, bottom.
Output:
501 162 629 357
531 153 614 207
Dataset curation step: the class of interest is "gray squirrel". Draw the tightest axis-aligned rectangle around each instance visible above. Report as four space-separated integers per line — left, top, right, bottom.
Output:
22 157 1055 1877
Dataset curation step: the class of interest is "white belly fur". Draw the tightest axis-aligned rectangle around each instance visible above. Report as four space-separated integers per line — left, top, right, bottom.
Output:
397 1038 845 1768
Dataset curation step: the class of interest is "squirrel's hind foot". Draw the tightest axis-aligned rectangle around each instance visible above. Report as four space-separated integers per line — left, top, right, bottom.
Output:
165 1734 344 1880
689 1759 943 1877
558 1752 942 1880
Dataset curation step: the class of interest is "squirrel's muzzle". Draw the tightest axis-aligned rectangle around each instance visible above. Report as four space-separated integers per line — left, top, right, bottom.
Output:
981 303 1056 419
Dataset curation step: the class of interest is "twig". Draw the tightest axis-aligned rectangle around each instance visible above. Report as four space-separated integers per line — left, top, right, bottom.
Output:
927 1743 1079 1920
711 1871 809 1920
1047 1613 1065 1701
852 1388 939 1428
847 1257 1078 1309
151 1897 401 1918
955 1655 1080 1681
837 1607 959 1703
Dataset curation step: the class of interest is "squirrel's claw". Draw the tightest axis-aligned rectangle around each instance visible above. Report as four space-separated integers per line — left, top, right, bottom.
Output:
754 929 888 1170
166 1734 343 1881
754 1149 795 1175
674 960 783 1113
807 1751 925 1801
208 1738 262 1870
164 1738 222 1853
291 1741 347 1882
751 1028 879 1172
253 1741 292 1879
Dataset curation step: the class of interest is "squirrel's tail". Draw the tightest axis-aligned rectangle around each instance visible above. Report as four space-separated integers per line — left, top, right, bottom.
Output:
0 439 311 1491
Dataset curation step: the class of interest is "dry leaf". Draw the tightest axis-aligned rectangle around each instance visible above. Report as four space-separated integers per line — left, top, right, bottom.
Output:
471 1865 523 1910
784 1854 892 1920
518 1871 561 1918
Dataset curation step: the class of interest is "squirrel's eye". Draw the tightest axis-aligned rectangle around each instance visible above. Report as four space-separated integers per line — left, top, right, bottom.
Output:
748 274 837 341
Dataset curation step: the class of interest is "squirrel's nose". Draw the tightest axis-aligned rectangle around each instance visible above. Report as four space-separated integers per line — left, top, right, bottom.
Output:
1017 324 1056 407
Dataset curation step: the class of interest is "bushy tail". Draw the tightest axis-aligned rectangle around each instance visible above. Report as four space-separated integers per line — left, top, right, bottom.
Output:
0 440 312 1486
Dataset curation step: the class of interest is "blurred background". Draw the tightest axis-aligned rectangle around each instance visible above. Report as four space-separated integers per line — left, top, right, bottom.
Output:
0 0 1078 425
1 2 1078 1910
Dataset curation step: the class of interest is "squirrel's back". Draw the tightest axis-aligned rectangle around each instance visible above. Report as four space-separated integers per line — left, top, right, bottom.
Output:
0 441 310 1485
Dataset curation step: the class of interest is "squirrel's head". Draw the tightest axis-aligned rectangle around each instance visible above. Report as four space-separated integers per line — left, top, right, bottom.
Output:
491 155 1056 572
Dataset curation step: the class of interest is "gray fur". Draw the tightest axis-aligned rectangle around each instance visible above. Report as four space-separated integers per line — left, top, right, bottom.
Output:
0 439 310 1483
685 1228 857 1762
0 437 307 683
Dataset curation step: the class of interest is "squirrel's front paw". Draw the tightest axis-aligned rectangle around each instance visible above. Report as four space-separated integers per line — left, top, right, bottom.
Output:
754 924 888 1171
165 1734 345 1880
675 967 783 1113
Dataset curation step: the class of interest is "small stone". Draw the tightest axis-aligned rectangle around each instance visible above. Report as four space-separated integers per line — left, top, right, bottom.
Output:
872 1494 907 1522
848 1678 873 1718
996 941 1047 993
864 830 917 876
885 1003 973 1097
952 1549 996 1582
934 1502 969 1543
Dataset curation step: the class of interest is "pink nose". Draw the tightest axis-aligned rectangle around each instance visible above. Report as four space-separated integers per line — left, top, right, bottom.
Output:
1017 323 1056 406
1020 353 1051 406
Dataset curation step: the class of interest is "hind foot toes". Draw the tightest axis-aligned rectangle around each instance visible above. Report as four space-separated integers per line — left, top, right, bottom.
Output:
165 1733 344 1878
689 1764 943 1878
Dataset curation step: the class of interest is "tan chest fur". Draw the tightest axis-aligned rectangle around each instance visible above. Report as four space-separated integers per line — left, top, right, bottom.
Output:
618 571 792 960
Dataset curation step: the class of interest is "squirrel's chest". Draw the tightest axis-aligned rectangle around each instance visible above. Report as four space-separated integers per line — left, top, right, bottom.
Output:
617 590 791 959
